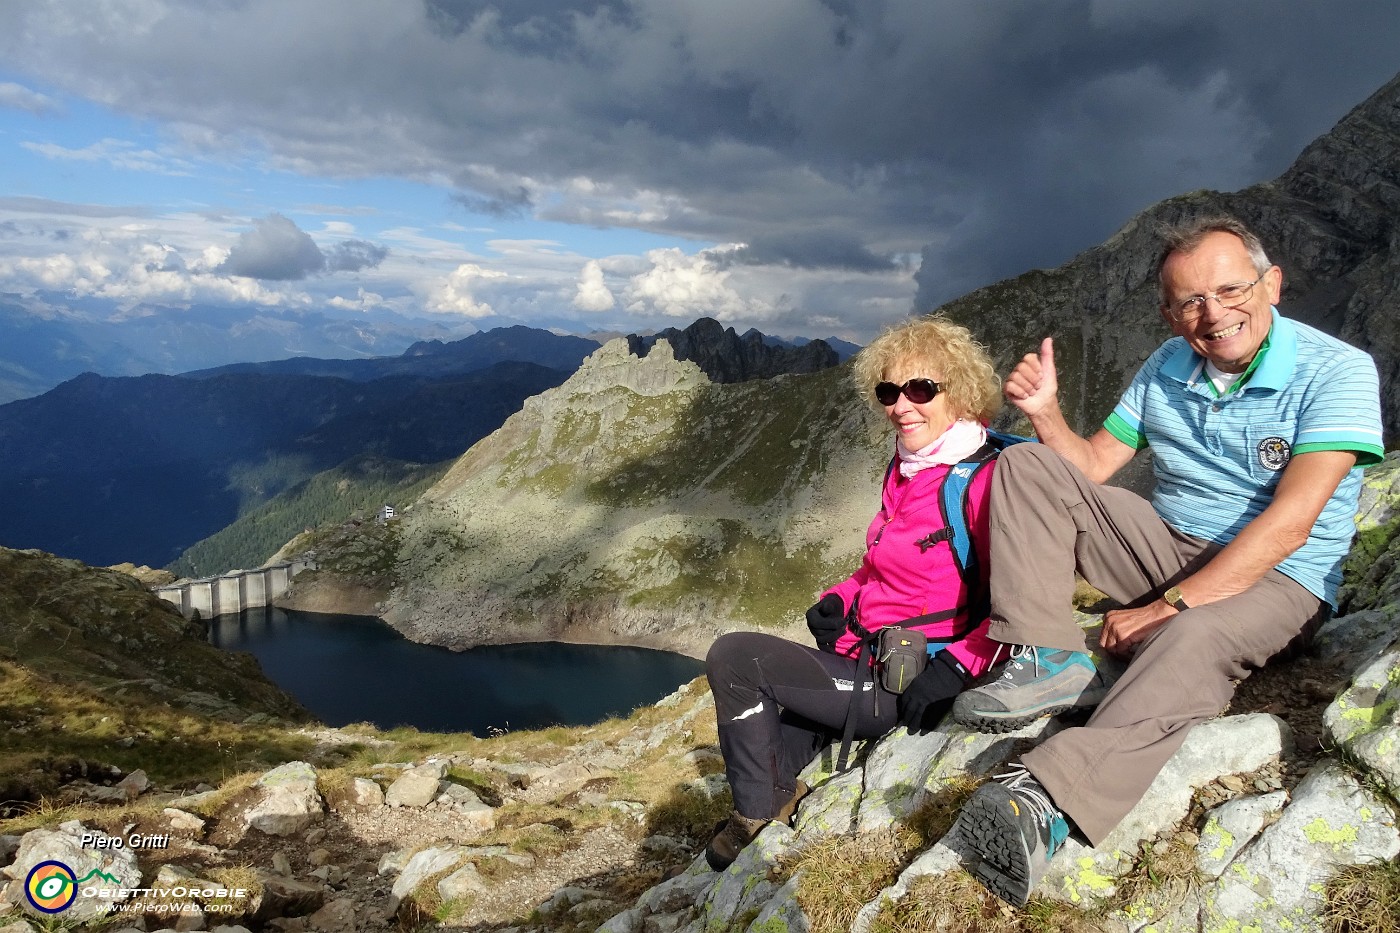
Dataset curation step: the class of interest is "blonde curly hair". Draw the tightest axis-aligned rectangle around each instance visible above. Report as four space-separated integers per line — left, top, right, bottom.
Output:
852 315 1002 423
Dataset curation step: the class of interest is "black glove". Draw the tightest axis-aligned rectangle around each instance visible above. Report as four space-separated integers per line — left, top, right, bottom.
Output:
896 650 968 735
805 593 846 652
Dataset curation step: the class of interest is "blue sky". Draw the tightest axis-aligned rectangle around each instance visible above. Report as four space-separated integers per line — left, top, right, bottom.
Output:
1 1 1398 344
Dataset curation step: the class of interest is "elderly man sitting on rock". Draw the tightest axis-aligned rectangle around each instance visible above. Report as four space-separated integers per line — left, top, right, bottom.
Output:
948 215 1385 906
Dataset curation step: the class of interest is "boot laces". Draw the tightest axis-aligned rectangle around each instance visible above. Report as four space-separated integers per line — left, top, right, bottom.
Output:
985 644 1041 690
995 764 1063 842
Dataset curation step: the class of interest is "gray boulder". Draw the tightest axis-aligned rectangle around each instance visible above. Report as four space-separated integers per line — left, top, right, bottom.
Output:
388 846 463 912
385 760 447 808
1195 791 1288 881
1324 646 1400 798
1144 763 1400 932
348 777 385 809
245 761 323 836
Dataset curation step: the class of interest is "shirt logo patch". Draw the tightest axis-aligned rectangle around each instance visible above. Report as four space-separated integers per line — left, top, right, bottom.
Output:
1257 436 1291 471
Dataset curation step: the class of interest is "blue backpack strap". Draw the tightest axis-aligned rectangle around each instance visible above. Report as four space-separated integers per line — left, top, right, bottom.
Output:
937 431 1033 635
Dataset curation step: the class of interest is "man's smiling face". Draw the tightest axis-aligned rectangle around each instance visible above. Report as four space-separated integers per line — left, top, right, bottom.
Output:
1160 230 1281 374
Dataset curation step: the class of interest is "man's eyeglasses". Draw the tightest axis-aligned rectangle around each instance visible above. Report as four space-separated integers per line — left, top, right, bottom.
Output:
875 378 941 406
1166 273 1266 322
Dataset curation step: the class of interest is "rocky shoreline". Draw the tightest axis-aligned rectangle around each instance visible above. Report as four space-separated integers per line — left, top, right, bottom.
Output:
276 566 769 661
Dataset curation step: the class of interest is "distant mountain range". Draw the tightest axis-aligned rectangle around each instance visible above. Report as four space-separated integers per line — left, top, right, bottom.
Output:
0 298 483 405
747 329 860 362
193 318 845 384
186 324 602 382
0 318 846 572
0 360 572 569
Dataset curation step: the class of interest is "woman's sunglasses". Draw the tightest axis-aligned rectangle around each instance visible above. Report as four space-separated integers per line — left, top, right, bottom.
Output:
874 378 941 406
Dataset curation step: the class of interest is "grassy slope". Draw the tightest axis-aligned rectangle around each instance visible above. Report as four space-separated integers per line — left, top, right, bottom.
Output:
0 547 313 798
167 454 449 577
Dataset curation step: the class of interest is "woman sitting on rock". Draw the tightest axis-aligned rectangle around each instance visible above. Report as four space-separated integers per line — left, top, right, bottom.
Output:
704 315 1009 870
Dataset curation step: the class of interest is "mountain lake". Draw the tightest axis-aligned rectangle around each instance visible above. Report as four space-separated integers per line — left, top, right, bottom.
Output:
208 607 705 735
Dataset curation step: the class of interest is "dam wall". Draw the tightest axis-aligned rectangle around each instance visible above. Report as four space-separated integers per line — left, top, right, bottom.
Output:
154 558 315 620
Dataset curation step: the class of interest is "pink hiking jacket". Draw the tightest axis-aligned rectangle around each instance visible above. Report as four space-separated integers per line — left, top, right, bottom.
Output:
822 455 1001 678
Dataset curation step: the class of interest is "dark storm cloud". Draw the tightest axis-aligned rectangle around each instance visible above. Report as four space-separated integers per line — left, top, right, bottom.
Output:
216 213 325 281
3 0 1399 312
423 0 640 47
722 232 895 272
326 239 389 273
216 216 387 279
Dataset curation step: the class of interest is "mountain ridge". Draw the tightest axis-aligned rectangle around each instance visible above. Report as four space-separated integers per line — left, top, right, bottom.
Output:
381 338 883 658
185 324 601 383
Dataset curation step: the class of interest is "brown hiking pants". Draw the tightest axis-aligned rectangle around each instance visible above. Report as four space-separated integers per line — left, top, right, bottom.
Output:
987 443 1327 845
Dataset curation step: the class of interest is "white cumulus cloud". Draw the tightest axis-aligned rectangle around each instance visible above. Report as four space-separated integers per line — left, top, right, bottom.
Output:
573 259 615 312
622 246 770 321
429 263 508 317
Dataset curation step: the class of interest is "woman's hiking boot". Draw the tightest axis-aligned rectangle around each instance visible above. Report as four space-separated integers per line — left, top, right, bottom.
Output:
774 779 810 824
704 811 769 871
704 780 810 871
952 646 1108 732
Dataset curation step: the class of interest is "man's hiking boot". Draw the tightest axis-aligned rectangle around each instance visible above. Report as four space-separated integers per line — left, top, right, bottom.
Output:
956 764 1069 906
952 646 1106 732
704 781 809 871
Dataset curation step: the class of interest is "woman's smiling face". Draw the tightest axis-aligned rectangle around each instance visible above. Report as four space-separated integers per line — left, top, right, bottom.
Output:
881 360 953 450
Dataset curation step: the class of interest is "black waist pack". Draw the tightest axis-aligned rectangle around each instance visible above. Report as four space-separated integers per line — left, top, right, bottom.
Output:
876 626 928 693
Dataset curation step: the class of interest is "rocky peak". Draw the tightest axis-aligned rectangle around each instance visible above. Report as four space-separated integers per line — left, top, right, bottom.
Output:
626 317 840 384
540 337 708 401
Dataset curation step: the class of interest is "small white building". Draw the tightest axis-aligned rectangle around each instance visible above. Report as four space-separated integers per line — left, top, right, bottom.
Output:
378 504 396 522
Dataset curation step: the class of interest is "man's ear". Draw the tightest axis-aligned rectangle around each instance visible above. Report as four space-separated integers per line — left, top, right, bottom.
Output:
1262 264 1284 305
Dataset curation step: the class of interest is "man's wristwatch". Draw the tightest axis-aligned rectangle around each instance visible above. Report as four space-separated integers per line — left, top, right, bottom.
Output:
1163 585 1190 612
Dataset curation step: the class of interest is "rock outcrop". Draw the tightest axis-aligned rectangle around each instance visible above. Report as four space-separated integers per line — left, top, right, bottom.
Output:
627 316 840 384
0 546 310 807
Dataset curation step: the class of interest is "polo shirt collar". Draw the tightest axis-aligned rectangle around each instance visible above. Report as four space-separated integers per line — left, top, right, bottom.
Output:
1159 306 1295 390
1247 307 1295 390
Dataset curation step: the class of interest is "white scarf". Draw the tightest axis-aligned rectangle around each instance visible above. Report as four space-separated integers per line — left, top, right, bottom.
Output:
896 419 988 478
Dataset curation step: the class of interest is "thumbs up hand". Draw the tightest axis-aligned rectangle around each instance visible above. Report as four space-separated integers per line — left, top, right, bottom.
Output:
1003 337 1059 418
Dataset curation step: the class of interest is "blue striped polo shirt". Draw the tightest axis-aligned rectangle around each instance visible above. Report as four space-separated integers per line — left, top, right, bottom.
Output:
1103 308 1384 606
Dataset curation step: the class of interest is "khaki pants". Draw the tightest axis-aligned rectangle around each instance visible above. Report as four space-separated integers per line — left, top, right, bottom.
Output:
987 443 1327 845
